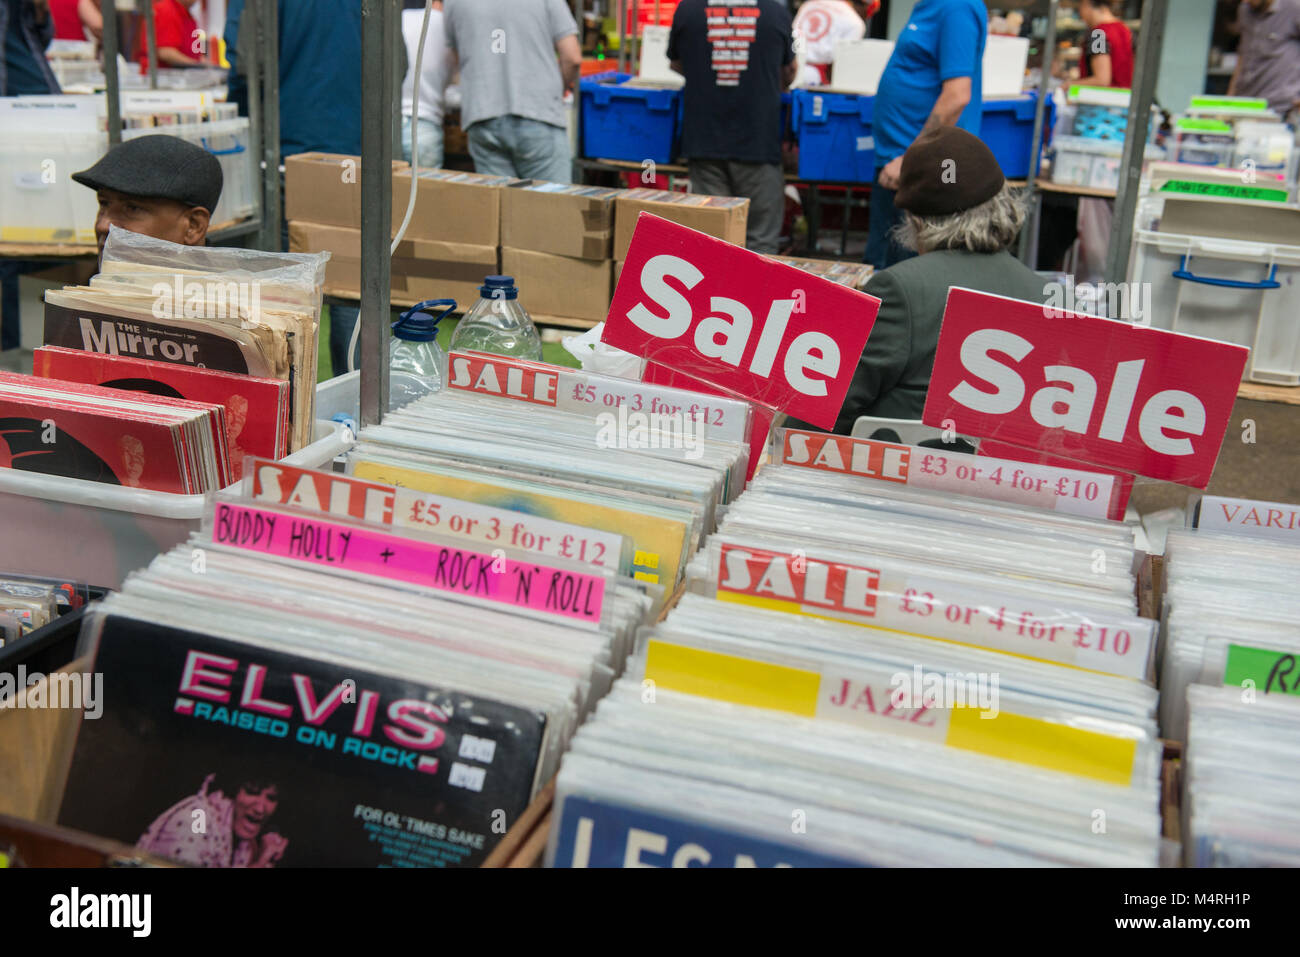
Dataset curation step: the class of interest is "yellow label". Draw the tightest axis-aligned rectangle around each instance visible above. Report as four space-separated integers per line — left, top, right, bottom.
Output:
645 640 822 717
946 708 1137 785
0 226 96 244
352 458 690 586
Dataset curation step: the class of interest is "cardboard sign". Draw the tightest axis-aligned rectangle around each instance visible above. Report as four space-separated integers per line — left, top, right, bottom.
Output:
922 288 1249 489
602 214 880 429
780 429 1117 519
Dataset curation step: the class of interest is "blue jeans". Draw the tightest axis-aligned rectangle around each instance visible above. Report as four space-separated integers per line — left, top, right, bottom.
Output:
467 115 571 182
402 116 445 169
864 176 917 271
329 302 361 377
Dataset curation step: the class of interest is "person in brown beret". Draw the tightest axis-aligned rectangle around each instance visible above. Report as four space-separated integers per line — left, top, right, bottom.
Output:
822 126 1050 433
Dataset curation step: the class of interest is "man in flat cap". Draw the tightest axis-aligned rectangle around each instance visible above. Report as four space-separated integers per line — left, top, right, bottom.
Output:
819 126 1049 432
72 134 223 261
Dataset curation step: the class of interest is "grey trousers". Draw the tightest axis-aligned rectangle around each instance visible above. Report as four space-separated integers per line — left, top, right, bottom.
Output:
688 159 784 254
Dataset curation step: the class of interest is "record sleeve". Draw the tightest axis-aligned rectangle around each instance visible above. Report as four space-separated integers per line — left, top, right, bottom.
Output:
34 346 289 481
55 613 547 868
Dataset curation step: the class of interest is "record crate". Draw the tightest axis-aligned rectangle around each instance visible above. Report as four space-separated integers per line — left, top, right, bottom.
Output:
0 418 352 592
579 72 682 165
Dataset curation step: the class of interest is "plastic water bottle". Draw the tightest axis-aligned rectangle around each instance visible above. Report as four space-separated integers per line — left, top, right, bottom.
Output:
448 275 543 361
388 298 453 410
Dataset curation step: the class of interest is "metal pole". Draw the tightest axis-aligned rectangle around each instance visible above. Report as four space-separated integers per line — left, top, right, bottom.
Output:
392 0 404 161
1017 0 1058 265
630 0 638 72
1104 0 1168 292
359 0 394 428
260 0 281 250
143 0 158 89
242 0 265 244
103 0 123 146
617 0 626 72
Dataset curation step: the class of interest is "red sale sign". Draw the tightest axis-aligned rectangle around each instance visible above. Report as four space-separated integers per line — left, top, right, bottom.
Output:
923 288 1249 489
602 214 880 429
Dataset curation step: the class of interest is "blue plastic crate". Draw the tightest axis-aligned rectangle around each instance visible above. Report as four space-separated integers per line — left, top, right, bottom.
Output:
792 89 876 183
981 92 1054 179
579 72 681 164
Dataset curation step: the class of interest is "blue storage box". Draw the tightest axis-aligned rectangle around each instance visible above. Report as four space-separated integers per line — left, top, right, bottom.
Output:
981 92 1054 179
579 72 682 164
792 89 876 183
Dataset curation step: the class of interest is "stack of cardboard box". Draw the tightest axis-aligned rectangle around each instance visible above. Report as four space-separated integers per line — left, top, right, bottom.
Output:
286 154 509 308
500 183 620 326
285 154 753 328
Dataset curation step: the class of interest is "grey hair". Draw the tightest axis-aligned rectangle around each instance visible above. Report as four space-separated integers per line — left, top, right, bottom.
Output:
893 183 1029 255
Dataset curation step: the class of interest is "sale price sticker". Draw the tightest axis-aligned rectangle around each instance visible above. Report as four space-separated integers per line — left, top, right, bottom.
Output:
922 288 1249 489
710 542 1155 679
446 349 752 446
248 457 628 571
779 428 1117 519
602 214 880 429
210 501 607 627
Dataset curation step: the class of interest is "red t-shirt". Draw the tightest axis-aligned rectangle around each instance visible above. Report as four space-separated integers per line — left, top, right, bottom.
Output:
1080 20 1133 88
136 0 201 72
50 0 87 41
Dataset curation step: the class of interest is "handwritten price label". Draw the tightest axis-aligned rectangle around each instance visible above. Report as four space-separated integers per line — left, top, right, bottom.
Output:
211 502 607 626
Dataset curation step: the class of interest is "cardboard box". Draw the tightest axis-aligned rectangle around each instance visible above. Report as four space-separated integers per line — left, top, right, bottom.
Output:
284 152 408 230
502 247 612 323
501 182 618 260
290 221 497 307
391 169 517 246
613 188 748 260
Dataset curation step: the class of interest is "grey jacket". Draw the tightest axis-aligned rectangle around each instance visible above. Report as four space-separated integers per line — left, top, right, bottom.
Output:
831 248 1050 433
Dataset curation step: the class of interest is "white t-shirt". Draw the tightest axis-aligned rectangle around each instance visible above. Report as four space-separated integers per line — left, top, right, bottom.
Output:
793 0 866 66
401 7 450 124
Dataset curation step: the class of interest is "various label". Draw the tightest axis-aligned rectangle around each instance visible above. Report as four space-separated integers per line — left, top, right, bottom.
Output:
1196 494 1300 544
1223 644 1300 696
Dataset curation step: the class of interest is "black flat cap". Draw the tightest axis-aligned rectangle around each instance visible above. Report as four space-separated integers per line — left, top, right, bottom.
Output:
73 135 223 214
895 126 1004 217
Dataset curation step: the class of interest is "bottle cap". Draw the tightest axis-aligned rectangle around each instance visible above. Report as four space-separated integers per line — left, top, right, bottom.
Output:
479 275 519 300
392 298 456 342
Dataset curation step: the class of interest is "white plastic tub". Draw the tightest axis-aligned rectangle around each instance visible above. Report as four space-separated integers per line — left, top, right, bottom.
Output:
0 419 353 589
1050 135 1164 191
1128 228 1300 385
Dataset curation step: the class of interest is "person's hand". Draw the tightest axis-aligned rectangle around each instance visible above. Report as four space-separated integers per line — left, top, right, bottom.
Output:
251 832 289 867
878 156 903 191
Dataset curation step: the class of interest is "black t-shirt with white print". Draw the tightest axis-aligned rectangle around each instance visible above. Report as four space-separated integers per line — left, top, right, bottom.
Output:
668 0 794 165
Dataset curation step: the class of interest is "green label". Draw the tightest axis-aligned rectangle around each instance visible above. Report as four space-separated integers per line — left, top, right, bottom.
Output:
1175 117 1234 133
1159 180 1289 203
1191 95 1268 112
1224 644 1300 695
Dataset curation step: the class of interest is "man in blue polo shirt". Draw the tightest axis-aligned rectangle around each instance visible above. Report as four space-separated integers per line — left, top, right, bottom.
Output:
225 0 363 374
865 0 986 271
